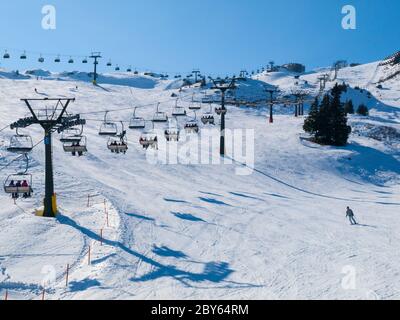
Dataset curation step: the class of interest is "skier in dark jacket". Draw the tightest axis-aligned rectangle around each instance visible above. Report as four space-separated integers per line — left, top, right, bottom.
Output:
346 207 357 225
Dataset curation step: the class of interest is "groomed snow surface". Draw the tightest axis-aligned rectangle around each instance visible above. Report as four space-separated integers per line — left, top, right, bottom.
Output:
0 63 399 300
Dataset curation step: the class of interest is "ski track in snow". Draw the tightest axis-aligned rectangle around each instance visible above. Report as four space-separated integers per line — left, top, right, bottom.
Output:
0 65 399 300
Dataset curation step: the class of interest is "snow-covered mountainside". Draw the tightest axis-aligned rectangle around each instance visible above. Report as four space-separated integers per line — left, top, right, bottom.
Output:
0 59 399 300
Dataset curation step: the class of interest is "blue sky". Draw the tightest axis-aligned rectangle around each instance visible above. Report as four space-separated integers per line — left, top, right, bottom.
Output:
0 0 398 76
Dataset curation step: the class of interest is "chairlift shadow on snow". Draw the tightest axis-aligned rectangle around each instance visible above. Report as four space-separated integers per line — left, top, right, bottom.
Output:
199 197 231 207
57 213 259 289
164 198 190 204
172 212 206 223
152 245 188 259
69 279 101 292
125 212 155 222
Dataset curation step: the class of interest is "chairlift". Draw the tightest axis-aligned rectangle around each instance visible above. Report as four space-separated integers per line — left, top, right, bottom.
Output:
129 107 146 129
184 112 199 134
3 50 10 59
99 112 118 136
164 118 180 142
4 173 33 198
3 154 33 199
115 65 120 71
107 123 128 154
134 70 139 75
152 103 168 123
127 66 132 72
139 122 158 150
107 60 112 67
38 55 45 63
215 106 227 116
7 129 33 154
68 57 74 64
82 57 88 64
60 127 83 143
20 51 27 60
55 55 61 63
172 99 187 117
189 94 201 110
201 104 215 125
63 136 88 157
107 137 128 154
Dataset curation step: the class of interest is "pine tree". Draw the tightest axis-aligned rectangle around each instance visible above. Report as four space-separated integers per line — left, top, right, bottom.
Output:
344 100 354 114
316 94 331 144
303 84 351 146
303 98 319 134
329 85 352 146
357 104 369 116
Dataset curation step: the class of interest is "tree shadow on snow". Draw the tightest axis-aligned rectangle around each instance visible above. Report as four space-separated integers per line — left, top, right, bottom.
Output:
339 143 400 186
57 214 258 289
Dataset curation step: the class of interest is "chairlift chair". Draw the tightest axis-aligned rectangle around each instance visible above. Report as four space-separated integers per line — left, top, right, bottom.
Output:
165 128 180 142
134 70 139 75
20 51 27 60
60 127 83 143
115 65 120 71
184 112 200 134
164 118 180 142
68 57 74 64
3 50 10 59
63 136 88 157
215 106 227 116
107 136 128 154
152 103 168 123
7 130 33 154
107 60 112 67
55 55 61 63
107 122 128 154
38 55 45 63
82 57 88 64
139 132 158 150
172 99 187 117
4 173 33 198
129 108 146 129
189 94 201 110
201 104 215 125
184 120 199 134
139 122 158 150
127 67 132 72
99 112 118 136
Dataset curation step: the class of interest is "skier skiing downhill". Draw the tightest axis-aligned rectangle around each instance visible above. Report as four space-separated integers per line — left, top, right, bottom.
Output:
346 207 358 225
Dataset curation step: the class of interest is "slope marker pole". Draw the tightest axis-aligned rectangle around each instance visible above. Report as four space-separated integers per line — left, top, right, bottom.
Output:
65 264 70 287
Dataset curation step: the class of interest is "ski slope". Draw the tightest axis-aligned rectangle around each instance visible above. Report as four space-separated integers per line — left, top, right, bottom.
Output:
0 62 399 300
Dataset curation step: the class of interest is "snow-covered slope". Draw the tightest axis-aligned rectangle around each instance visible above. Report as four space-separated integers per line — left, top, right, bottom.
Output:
0 60 399 300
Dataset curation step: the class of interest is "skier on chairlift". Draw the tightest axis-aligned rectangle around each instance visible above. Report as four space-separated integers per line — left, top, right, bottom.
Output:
22 180 30 198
